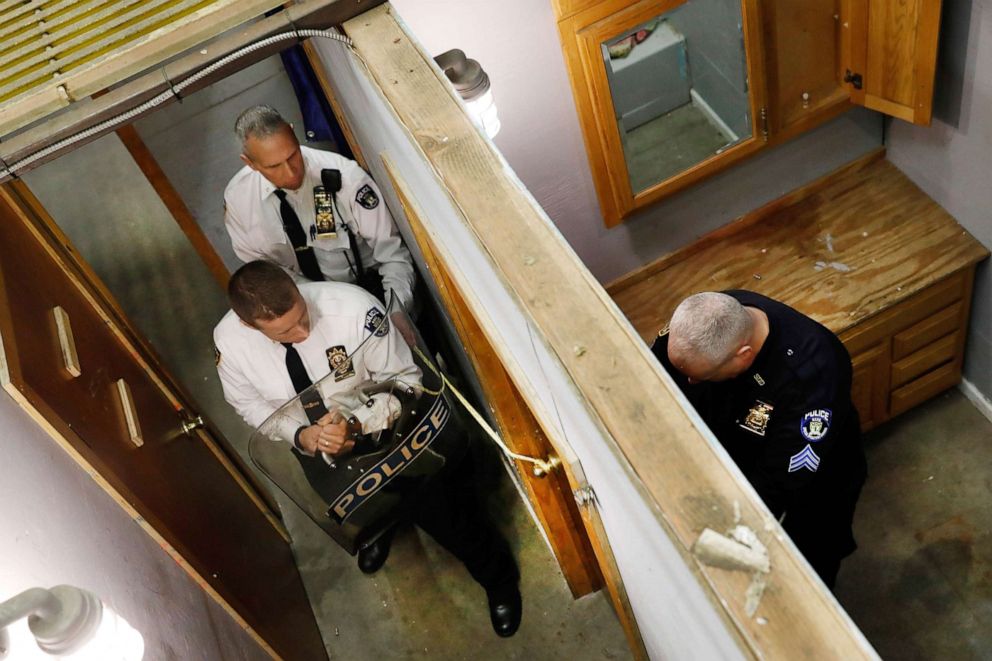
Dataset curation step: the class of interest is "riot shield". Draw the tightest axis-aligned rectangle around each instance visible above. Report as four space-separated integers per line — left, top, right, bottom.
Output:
248 295 466 555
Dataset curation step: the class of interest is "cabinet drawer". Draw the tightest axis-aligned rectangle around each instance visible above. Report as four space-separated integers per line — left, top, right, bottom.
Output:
892 302 962 361
840 271 966 355
891 332 958 389
890 361 961 417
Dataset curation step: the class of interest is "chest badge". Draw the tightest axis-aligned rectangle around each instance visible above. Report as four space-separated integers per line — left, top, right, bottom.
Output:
740 400 774 436
326 345 355 382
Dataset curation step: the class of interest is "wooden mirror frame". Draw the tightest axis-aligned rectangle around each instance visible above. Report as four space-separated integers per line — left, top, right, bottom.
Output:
557 0 768 227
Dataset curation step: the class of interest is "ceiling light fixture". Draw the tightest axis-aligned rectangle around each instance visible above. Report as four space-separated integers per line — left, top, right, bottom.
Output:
434 49 501 139
0 586 144 660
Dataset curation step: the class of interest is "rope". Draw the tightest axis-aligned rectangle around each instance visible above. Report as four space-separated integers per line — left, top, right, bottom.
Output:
413 345 559 476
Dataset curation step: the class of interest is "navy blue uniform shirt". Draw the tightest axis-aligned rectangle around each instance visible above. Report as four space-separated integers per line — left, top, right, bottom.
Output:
652 291 867 583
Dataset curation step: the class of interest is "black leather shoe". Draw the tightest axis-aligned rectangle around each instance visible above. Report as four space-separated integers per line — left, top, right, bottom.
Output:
357 531 394 575
487 585 522 638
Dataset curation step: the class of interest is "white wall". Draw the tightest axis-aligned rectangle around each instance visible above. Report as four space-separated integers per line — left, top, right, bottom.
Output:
390 0 882 283
0 392 269 661
885 0 992 401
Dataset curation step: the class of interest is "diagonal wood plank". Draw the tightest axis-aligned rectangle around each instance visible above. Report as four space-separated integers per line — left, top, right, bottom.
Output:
346 4 876 658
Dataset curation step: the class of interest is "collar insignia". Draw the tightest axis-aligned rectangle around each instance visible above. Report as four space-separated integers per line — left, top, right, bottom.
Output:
753 373 765 386
740 400 773 436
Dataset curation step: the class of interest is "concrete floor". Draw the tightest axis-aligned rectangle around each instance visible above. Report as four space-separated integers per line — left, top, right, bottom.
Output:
836 388 992 660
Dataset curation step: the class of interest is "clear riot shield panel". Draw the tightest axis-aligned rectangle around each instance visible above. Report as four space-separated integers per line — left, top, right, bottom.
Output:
248 294 466 555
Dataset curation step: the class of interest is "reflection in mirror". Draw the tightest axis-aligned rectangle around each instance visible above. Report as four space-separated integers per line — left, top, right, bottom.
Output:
602 0 750 194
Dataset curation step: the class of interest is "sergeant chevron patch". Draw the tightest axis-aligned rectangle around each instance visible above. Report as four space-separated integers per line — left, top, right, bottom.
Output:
788 444 821 473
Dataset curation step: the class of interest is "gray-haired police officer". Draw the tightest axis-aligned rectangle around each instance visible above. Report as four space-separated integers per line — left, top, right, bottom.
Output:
225 104 416 312
654 290 867 588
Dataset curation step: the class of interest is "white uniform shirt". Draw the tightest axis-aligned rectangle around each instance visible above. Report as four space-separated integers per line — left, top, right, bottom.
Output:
224 146 416 311
214 282 422 445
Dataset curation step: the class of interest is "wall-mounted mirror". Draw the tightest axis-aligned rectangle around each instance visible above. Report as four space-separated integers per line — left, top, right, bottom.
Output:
557 0 767 227
603 5 751 193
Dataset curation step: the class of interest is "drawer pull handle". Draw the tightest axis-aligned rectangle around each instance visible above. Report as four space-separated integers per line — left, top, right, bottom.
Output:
52 306 81 377
116 378 143 447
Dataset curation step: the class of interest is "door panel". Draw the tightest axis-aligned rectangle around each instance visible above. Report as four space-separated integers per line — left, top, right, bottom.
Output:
0 185 326 660
842 0 942 124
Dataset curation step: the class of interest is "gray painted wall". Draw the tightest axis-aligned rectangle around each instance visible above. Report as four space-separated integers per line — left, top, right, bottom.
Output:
0 392 268 660
885 0 992 401
390 0 882 284
669 0 750 137
129 55 332 273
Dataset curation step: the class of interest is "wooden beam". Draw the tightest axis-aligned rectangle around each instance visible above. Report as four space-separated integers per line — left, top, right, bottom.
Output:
114 124 230 290
346 5 875 658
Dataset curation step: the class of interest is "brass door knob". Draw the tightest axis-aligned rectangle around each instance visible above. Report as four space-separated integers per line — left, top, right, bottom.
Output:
180 415 205 436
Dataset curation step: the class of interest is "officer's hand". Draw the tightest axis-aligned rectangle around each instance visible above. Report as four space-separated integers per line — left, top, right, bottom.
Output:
297 412 356 457
317 411 357 457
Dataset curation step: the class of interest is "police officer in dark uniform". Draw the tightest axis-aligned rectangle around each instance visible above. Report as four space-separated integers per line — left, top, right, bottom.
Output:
652 290 867 588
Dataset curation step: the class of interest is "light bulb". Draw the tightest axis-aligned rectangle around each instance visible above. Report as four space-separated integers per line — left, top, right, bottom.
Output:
465 89 501 139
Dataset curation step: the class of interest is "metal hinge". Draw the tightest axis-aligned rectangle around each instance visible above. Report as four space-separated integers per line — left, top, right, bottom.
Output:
760 107 769 142
844 69 863 90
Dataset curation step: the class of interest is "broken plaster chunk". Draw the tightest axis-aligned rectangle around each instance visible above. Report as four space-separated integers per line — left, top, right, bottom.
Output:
745 572 768 617
693 527 770 574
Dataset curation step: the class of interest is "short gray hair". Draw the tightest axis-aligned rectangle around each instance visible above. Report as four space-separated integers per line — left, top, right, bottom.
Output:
668 292 752 367
234 105 289 149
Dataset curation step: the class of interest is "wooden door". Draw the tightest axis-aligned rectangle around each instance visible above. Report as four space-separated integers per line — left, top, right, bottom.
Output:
841 0 943 124
0 184 326 660
761 0 851 137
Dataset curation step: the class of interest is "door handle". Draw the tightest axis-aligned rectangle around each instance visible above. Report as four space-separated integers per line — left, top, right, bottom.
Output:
180 414 205 437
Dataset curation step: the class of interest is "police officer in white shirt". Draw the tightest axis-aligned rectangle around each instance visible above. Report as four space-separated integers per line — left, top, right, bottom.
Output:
213 261 522 637
224 104 416 314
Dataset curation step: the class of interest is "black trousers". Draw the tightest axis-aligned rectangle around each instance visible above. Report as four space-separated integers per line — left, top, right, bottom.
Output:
400 445 519 592
296 437 518 593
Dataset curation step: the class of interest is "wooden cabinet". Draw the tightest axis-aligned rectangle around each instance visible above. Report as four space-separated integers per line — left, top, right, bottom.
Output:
850 342 889 431
0 184 326 660
840 269 974 430
555 0 945 225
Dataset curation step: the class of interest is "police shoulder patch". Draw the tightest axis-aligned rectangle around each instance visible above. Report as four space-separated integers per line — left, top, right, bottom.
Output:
356 184 379 210
364 307 390 337
800 408 832 442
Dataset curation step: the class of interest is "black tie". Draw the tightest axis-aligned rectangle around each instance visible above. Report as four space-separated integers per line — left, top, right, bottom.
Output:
274 189 324 282
283 342 329 424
